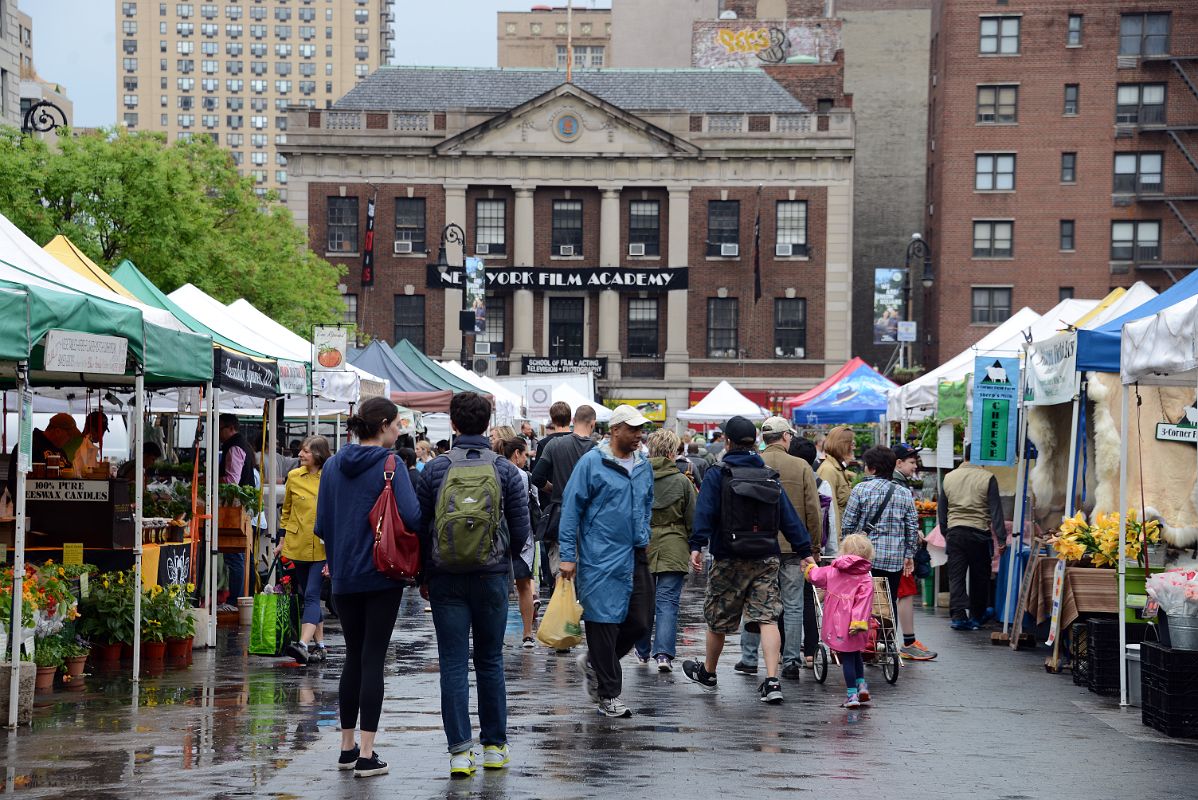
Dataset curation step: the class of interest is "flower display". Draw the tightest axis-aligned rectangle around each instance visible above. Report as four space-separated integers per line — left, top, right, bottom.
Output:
1146 570 1198 618
1048 509 1161 567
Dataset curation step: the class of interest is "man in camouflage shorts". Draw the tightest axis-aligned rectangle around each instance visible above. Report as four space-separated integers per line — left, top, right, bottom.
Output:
683 416 814 705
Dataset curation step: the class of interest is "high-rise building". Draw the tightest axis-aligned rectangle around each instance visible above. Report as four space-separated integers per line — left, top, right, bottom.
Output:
497 6 611 69
115 0 395 200
0 0 20 127
925 0 1198 364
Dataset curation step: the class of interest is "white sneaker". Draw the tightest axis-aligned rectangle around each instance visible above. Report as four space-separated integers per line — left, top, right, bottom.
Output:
576 651 599 702
449 752 476 777
597 697 632 718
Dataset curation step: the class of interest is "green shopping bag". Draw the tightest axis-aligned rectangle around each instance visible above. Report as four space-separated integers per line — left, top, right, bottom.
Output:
248 560 300 657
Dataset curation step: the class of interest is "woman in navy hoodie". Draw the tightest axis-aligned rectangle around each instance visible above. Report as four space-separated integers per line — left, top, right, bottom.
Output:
316 397 421 778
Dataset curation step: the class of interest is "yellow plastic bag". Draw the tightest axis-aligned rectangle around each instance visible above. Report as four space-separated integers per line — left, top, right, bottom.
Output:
536 576 584 649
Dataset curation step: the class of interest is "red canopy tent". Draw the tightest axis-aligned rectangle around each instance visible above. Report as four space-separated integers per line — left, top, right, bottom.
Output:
781 357 871 416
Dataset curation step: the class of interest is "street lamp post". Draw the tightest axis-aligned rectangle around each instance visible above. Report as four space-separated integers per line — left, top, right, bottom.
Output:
905 233 934 369
435 222 472 365
21 100 68 136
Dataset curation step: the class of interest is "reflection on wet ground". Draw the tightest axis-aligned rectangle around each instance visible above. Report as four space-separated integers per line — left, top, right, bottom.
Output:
1 581 1193 797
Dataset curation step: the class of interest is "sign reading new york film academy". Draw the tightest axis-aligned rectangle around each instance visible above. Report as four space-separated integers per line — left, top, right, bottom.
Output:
1025 332 1078 407
692 18 843 68
43 330 129 375
427 265 687 293
971 356 1021 467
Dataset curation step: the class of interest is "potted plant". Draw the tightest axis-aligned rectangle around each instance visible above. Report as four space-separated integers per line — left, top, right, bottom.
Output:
163 583 197 664
32 635 64 692
62 635 91 687
79 570 135 663
140 584 169 666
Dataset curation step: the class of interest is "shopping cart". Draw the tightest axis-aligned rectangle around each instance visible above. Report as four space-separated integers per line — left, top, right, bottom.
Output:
810 573 901 685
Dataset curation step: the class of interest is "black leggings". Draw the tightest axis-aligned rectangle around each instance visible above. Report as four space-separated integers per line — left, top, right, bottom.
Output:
335 587 404 733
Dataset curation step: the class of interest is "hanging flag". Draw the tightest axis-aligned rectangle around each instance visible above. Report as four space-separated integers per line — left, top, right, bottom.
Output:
752 195 762 303
361 194 376 286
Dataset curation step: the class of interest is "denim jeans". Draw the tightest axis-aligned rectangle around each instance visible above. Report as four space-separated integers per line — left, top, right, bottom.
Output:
225 552 245 603
291 559 326 626
429 572 509 753
634 571 686 659
740 556 805 668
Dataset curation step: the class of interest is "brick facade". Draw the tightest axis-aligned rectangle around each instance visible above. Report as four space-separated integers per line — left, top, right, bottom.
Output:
927 0 1198 363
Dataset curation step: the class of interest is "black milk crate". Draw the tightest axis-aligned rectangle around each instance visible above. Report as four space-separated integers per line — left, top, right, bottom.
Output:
1086 618 1146 695
1142 697 1198 739
1141 640 1198 688
1071 621 1090 687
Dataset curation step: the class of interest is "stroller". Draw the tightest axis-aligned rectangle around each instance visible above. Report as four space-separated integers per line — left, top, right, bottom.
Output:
810 571 901 685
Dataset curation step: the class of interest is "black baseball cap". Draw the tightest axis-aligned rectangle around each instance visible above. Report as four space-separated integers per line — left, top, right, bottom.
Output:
724 416 758 446
893 442 921 461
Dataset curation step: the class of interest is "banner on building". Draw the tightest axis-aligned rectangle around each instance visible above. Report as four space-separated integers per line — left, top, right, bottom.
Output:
314 326 348 371
603 398 666 424
465 256 486 334
1025 331 1078 407
428 265 688 293
361 195 376 286
872 268 907 344
522 357 607 379
971 356 1020 466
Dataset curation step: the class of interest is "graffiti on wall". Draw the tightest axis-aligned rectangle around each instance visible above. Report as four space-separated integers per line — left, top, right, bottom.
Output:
693 19 842 68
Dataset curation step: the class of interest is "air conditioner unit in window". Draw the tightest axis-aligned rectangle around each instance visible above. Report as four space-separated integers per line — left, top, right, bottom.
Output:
393 240 412 254
475 243 490 255
721 243 739 257
559 244 575 256
775 243 793 257
628 243 645 257
472 354 498 377
475 341 491 355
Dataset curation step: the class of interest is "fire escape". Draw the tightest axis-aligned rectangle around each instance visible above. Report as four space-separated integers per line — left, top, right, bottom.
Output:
1123 49 1198 280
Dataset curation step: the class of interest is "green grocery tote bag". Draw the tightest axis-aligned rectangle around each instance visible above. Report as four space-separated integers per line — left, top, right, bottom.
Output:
248 559 301 657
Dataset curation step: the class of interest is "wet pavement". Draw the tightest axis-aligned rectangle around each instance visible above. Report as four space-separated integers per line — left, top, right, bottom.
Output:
2 578 1196 798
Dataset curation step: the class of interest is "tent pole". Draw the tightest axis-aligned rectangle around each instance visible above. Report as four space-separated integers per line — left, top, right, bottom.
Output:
6 364 29 728
267 398 278 556
207 387 219 647
132 369 145 688
335 413 341 451
1063 373 1083 517
1117 382 1130 707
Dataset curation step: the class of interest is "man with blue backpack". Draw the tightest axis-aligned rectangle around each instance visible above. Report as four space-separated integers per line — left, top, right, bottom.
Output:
417 392 531 778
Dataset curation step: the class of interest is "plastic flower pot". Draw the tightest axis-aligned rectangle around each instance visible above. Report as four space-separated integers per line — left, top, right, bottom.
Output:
166 637 192 665
34 665 56 693
141 641 166 664
65 656 87 679
92 642 122 665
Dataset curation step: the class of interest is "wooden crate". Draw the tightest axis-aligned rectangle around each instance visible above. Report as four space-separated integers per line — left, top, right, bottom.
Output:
216 505 251 551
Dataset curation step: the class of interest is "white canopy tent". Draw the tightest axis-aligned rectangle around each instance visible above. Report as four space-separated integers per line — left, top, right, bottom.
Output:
553 384 612 422
677 380 768 422
437 360 523 425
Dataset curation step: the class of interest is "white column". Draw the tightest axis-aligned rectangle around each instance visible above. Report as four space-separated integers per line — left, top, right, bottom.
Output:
7 363 28 727
511 187 536 370
442 184 468 360
823 181 853 369
665 186 690 382
598 187 622 380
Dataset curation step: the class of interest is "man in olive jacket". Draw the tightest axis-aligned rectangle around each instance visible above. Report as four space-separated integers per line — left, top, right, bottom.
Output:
738 416 822 680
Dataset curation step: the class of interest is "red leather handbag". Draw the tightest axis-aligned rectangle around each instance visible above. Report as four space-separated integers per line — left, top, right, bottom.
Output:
369 455 420 581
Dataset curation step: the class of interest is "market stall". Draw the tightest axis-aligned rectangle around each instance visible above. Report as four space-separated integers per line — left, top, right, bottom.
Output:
437 360 524 425
677 380 768 425
392 339 488 395
784 357 896 425
349 341 452 412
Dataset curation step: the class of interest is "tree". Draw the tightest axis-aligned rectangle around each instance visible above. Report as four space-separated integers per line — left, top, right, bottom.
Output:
0 126 345 336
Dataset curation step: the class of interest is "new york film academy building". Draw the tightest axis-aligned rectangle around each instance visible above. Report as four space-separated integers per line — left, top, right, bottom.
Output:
283 61 855 424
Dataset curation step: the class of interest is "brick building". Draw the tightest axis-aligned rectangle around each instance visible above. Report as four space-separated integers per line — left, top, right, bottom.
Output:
926 0 1198 364
282 65 855 423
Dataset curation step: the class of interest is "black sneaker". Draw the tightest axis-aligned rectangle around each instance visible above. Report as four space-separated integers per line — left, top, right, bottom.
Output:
733 660 758 676
337 745 360 771
354 752 389 778
781 663 803 681
285 641 309 664
682 659 718 690
759 677 784 704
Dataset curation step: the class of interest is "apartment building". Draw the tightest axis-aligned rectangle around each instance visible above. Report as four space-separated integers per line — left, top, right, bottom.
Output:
115 0 394 200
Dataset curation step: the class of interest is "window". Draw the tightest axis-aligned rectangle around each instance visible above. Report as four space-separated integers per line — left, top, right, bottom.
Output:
973 221 1013 258
475 199 506 255
556 45 568 69
478 294 506 355
226 79 243 91
274 6 291 21
549 298 584 359
707 201 740 256
1116 84 1166 125
627 298 659 357
774 299 807 358
1111 221 1161 262
972 288 1012 325
1064 84 1079 115
123 39 139 54
225 23 241 37
354 45 368 60
629 201 660 256
1067 14 1083 46
975 154 1015 191
1061 152 1077 183
177 21 194 35
980 16 1020 55
275 24 291 39
123 112 139 127
227 133 242 146
1114 152 1163 194
775 201 808 255
551 200 583 255
707 298 739 358
1120 13 1170 56
122 2 137 15
1060 220 1075 251
123 57 138 72
1059 287 1075 301
226 42 242 56
178 96 194 110
177 77 194 90
201 23 218 36
327 197 358 253
976 85 1017 124
123 20 138 34
393 198 426 253
123 77 139 91
393 295 425 352
123 94 139 108
341 293 357 326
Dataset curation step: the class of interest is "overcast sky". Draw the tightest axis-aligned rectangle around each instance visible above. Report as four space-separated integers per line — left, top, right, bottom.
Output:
26 0 612 128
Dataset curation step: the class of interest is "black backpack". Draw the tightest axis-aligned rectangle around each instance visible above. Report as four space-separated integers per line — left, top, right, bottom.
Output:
718 464 783 558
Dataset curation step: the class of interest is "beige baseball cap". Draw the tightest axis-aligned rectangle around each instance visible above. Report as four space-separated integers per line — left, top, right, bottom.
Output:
609 404 651 428
761 416 794 435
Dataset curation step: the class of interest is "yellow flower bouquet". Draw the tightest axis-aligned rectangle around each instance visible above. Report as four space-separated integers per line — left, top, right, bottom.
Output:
1048 509 1161 567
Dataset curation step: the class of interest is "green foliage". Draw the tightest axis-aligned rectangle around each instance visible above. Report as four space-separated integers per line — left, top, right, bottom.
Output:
33 634 66 668
0 126 346 335
909 417 966 457
78 569 136 645
219 482 262 516
145 481 192 520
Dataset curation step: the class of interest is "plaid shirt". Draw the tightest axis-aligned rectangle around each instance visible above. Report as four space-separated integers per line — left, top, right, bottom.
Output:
840 476 918 573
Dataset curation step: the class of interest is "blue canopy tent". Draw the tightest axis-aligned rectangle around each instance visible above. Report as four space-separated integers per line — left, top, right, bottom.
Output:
1077 269 1198 373
790 358 897 425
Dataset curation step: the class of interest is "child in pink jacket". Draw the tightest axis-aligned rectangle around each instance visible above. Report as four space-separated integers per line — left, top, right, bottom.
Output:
805 534 876 708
